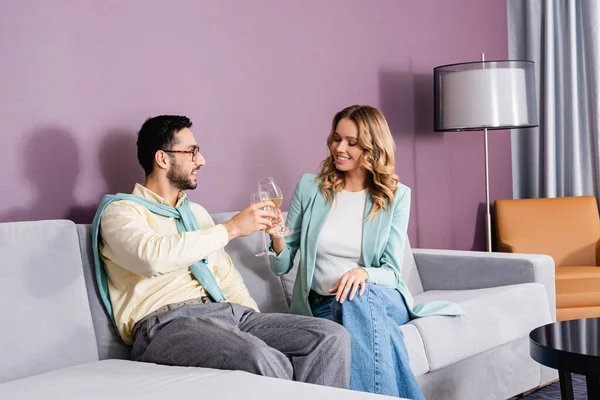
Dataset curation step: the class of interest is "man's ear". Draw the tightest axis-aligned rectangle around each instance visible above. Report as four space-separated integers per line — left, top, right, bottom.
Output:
154 150 170 171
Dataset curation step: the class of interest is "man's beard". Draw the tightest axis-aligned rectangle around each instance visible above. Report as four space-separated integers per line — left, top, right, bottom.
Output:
167 160 197 191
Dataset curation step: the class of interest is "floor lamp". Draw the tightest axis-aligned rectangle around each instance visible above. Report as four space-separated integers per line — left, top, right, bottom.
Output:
433 54 538 252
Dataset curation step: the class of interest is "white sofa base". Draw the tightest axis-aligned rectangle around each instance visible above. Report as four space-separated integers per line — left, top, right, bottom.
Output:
0 360 397 400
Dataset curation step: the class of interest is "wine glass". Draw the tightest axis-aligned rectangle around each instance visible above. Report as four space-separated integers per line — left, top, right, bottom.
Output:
251 191 276 257
257 177 293 238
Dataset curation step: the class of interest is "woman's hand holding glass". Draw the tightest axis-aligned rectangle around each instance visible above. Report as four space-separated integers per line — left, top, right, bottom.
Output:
257 177 292 238
329 268 369 303
265 209 287 238
269 209 287 255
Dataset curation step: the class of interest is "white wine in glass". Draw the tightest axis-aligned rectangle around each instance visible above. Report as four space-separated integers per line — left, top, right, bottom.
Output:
257 177 292 238
270 197 283 208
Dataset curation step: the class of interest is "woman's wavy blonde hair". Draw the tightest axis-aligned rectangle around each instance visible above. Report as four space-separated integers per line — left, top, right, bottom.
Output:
317 105 399 219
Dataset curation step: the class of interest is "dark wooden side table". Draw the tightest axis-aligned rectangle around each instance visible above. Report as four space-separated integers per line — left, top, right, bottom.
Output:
530 318 600 400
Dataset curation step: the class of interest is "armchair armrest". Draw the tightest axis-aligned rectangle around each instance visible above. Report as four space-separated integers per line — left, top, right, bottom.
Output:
412 249 556 321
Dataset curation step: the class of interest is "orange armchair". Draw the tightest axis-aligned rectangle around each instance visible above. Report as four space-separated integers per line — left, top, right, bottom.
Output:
495 196 600 321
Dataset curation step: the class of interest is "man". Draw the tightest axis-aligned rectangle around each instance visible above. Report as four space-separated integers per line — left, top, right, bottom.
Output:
94 115 351 388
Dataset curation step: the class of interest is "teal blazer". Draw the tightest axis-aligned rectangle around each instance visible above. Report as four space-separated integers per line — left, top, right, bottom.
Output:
270 173 464 318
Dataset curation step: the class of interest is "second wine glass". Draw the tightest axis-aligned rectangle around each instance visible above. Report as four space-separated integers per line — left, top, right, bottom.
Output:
257 177 292 238
251 191 275 257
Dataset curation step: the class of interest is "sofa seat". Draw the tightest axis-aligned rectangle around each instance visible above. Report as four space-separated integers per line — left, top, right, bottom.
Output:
555 266 600 308
407 283 550 371
0 359 397 400
555 266 600 320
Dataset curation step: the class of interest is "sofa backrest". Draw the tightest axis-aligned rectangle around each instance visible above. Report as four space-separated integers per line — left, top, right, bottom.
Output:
400 237 424 296
0 215 423 377
0 220 98 383
170 211 423 305
276 226 424 299
75 212 421 363
76 224 131 360
215 211 422 301
211 212 290 313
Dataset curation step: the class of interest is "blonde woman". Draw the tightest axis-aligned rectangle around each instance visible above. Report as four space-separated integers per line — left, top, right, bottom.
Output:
269 105 463 398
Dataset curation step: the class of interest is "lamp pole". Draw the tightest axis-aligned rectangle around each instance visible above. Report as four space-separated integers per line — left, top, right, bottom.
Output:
482 52 492 252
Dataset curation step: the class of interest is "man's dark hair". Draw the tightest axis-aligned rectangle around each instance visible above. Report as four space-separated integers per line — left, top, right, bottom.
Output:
137 115 192 176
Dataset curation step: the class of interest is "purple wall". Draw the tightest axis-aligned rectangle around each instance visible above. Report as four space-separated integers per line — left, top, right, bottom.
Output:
0 0 510 251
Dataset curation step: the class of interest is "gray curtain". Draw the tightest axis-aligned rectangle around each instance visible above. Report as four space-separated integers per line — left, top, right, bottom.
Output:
508 0 600 198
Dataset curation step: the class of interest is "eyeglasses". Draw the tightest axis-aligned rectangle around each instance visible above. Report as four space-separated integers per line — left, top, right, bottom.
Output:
163 146 200 162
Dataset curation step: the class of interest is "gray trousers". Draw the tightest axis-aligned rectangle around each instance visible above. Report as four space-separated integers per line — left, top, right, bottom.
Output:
130 302 351 388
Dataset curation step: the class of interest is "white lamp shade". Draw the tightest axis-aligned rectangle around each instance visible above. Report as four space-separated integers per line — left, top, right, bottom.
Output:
434 60 537 131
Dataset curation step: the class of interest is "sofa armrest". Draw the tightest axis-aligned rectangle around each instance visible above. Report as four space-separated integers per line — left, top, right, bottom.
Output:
412 249 556 321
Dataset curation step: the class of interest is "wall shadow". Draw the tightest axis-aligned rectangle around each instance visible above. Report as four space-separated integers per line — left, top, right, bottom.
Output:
0 127 83 297
378 70 416 139
379 69 443 248
0 127 80 223
379 69 419 245
413 73 437 137
99 129 143 194
67 129 143 224
378 70 438 138
66 205 97 224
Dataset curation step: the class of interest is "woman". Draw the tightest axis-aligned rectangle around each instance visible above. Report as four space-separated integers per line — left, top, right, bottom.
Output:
268 105 464 398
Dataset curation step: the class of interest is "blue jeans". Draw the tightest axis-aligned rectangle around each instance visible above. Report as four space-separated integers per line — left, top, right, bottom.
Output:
309 285 425 399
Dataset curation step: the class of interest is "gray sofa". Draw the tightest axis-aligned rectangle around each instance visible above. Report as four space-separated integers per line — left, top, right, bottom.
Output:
0 214 557 400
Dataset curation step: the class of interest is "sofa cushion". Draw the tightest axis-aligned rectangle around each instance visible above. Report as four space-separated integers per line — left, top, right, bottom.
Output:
0 220 98 383
0 360 395 400
76 224 131 360
399 323 429 377
211 212 289 313
410 283 551 371
279 225 424 304
555 266 600 308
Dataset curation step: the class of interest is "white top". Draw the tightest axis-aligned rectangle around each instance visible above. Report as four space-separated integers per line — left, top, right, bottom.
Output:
312 189 367 296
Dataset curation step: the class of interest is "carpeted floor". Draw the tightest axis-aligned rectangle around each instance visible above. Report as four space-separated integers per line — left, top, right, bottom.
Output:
521 375 588 399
